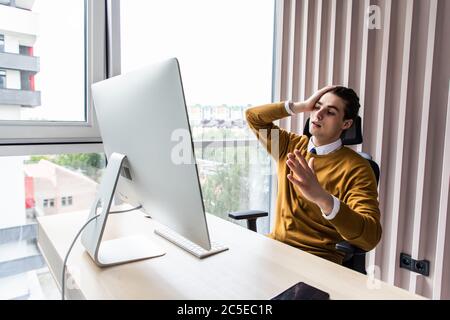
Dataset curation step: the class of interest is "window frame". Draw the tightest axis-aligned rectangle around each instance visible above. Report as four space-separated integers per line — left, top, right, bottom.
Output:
0 0 108 154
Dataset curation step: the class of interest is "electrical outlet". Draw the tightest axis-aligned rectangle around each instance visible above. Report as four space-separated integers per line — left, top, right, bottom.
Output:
413 260 430 276
400 253 412 269
400 253 430 276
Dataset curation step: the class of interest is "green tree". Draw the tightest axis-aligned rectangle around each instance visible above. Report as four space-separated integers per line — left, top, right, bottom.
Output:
202 163 249 221
27 155 51 164
26 153 105 182
52 153 105 182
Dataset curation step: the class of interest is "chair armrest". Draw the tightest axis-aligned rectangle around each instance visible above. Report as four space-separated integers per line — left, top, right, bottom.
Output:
228 210 268 232
335 241 366 256
228 210 268 220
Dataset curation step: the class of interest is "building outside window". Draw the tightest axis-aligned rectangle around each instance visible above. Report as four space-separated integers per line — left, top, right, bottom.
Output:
0 69 6 88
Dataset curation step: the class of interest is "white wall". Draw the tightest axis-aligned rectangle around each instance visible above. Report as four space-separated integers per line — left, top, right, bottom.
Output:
0 5 39 39
0 157 26 228
6 70 20 89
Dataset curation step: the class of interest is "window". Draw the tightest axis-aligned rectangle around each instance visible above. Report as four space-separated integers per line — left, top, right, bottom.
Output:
0 0 85 121
0 0 105 146
0 0 107 300
43 198 55 207
19 45 32 56
61 196 73 207
0 69 5 89
120 0 275 233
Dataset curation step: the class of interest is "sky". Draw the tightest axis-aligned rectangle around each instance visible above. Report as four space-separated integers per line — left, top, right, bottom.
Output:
120 0 275 106
22 0 274 121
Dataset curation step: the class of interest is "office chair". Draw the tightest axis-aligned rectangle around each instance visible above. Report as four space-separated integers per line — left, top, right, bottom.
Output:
228 116 380 275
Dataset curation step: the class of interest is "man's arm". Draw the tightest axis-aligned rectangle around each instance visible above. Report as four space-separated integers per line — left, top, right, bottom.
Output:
245 102 293 160
325 165 382 251
246 86 336 160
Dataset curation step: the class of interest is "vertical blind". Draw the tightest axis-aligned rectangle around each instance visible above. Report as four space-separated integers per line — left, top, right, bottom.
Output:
272 0 450 299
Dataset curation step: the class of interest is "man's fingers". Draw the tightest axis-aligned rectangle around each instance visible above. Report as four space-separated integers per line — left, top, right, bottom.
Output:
287 174 304 187
287 153 303 171
286 159 303 176
287 174 297 185
294 150 310 172
319 85 337 94
287 158 308 176
308 157 315 174
287 161 308 187
316 85 337 98
309 85 337 103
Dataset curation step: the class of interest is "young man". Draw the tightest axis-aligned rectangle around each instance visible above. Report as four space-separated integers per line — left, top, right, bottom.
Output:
246 86 382 264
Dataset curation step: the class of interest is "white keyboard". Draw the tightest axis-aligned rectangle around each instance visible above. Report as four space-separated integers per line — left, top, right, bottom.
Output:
154 227 228 259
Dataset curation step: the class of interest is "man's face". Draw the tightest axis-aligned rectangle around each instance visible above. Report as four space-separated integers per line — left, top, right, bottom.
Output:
310 92 353 145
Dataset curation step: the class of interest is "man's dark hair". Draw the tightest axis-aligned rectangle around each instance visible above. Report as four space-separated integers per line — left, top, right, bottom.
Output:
329 86 360 121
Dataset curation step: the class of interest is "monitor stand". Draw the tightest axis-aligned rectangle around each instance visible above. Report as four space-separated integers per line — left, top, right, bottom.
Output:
81 153 165 267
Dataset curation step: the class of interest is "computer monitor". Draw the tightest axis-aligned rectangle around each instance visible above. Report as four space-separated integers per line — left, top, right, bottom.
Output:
81 58 227 267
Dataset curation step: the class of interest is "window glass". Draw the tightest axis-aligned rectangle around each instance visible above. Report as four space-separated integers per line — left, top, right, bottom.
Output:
0 153 105 299
0 0 85 121
121 0 275 231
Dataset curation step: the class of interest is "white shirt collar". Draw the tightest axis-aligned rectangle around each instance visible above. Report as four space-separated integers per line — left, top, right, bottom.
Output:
308 137 342 155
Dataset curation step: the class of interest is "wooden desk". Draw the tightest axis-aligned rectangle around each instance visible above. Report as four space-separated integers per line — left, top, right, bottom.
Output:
37 210 424 300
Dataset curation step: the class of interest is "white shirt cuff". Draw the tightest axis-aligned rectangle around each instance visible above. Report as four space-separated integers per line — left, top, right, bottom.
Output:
284 101 294 115
322 195 340 220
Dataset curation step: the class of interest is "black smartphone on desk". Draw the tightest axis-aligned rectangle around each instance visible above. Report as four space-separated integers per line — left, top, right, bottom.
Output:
271 282 330 300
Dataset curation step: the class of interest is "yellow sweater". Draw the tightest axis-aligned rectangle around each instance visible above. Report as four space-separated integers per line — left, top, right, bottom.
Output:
246 102 382 264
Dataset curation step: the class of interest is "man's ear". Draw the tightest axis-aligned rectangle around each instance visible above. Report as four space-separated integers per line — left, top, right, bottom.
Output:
342 119 353 130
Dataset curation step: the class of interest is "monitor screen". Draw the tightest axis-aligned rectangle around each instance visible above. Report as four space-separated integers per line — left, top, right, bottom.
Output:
90 58 212 251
